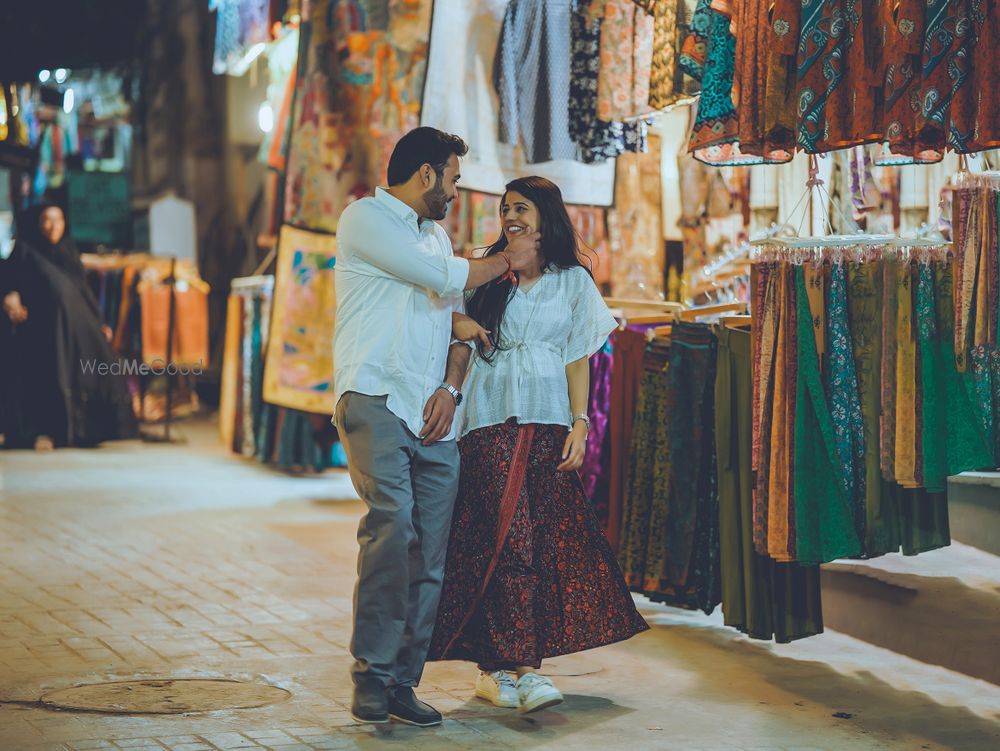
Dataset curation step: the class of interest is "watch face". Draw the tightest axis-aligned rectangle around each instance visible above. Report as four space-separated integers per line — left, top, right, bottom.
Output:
455 392 463 405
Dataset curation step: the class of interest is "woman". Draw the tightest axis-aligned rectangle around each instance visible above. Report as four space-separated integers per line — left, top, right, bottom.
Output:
0 203 136 449
428 177 648 713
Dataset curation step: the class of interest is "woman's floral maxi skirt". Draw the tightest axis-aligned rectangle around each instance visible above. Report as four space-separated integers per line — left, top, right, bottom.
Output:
428 420 649 670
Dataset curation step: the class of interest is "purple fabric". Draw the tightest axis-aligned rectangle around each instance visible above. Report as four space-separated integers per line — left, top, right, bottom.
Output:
581 349 614 501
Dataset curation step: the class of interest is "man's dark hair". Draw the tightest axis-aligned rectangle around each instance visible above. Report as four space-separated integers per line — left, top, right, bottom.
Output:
386 127 468 186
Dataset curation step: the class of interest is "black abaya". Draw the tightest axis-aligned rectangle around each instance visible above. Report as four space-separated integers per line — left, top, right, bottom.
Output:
0 239 137 448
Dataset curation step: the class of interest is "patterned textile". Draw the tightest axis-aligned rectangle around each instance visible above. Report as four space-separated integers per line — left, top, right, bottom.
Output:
716 325 824 643
608 329 650 551
620 351 670 589
767 264 795 562
685 1 760 165
792 266 863 565
752 262 778 555
796 0 853 154
880 0 925 162
581 347 614 505
825 263 866 536
429 421 649 669
263 225 338 414
761 0 799 161
846 262 891 556
751 255 988 563
422 0 615 203
655 323 721 613
895 263 918 488
494 0 579 164
933 264 994 479
880 259 899 480
284 0 432 231
676 0 1000 163
569 0 649 164
620 330 721 615
916 0 976 157
596 0 656 122
633 0 693 110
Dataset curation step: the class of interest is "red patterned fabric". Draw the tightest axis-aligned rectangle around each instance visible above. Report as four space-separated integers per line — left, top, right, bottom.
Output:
428 420 649 670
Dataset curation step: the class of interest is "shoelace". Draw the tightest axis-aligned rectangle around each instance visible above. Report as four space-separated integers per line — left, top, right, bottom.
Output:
517 673 549 690
489 671 516 688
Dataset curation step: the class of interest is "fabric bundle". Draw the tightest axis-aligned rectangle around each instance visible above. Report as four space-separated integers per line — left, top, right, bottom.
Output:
752 240 995 564
617 322 824 642
220 278 346 472
684 0 1000 165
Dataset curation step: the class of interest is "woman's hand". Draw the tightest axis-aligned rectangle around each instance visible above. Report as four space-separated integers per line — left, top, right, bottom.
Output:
3 291 28 323
557 421 588 472
102 324 114 342
452 312 492 350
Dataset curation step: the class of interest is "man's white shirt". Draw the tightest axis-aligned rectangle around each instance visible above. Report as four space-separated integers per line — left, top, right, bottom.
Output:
332 187 470 441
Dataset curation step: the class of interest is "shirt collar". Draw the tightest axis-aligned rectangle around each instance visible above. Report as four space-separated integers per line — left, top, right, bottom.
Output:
375 187 420 226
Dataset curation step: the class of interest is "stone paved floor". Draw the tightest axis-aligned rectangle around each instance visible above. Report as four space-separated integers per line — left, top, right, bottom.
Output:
0 419 998 751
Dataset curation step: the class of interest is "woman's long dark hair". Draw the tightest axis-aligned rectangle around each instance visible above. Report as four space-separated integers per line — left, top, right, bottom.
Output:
466 176 591 363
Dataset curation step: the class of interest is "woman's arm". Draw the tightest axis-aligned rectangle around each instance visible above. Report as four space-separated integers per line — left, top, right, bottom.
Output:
558 355 590 471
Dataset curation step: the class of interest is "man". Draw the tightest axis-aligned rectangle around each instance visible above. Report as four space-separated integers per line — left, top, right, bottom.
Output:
333 127 540 727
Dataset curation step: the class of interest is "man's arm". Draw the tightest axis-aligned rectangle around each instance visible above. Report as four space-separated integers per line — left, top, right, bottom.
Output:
464 254 512 290
444 341 473 390
339 204 470 296
419 342 472 445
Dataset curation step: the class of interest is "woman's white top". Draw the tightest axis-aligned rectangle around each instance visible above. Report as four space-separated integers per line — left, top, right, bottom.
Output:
458 265 617 438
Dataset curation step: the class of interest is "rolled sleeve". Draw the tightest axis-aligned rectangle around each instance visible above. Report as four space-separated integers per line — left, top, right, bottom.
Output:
443 255 471 296
339 201 469 297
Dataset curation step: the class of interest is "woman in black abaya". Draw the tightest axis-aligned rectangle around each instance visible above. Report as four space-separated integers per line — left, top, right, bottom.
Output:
0 203 136 449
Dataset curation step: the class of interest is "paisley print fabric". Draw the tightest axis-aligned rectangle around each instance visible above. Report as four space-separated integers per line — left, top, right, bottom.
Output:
825 263 866 537
718 0 998 163
429 421 649 670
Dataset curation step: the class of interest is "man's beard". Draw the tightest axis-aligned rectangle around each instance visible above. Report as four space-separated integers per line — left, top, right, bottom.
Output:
423 183 451 221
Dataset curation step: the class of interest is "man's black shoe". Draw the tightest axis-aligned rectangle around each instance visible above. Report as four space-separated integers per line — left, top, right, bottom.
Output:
351 681 389 724
388 687 442 727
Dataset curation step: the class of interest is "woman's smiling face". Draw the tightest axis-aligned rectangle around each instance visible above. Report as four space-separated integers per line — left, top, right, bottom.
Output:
500 191 541 243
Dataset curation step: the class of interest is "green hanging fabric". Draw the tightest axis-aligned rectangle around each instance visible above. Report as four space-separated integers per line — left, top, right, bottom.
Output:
793 266 863 564
918 263 949 493
846 262 899 556
935 264 994 476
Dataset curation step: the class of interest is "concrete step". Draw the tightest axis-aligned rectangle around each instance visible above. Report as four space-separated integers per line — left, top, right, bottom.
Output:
820 542 1000 686
948 472 1000 556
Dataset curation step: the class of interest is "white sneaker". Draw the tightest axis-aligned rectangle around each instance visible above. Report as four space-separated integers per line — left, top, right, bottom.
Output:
515 672 564 714
475 670 519 708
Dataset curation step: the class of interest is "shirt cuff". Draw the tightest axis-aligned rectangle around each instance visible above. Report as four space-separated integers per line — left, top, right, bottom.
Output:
443 256 471 296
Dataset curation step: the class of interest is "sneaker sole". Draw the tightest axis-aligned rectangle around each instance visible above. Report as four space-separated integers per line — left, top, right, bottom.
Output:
389 712 443 727
518 694 564 714
350 712 390 725
475 689 519 709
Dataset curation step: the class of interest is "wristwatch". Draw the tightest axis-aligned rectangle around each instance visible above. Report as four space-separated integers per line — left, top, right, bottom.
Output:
439 383 463 406
572 413 590 431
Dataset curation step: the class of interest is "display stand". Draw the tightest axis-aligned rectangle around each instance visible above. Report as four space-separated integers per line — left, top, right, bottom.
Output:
140 256 185 445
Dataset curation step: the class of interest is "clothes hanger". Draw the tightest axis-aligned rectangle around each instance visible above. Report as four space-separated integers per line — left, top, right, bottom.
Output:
677 301 747 322
721 314 752 328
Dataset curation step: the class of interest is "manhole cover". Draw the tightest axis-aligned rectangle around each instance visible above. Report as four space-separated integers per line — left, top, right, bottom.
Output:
39 679 291 714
